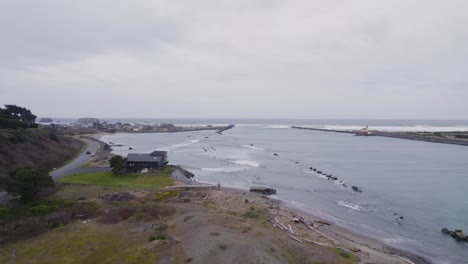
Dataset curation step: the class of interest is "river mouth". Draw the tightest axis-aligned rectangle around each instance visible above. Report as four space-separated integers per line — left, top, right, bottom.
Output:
100 120 468 264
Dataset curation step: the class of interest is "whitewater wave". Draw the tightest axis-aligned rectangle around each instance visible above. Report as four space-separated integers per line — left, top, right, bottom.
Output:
265 125 292 129
382 237 417 244
241 144 265 151
338 201 368 212
233 160 260 167
169 139 200 149
201 167 248 172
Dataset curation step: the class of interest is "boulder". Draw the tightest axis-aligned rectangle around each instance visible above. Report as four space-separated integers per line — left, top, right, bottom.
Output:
442 227 467 242
454 230 465 241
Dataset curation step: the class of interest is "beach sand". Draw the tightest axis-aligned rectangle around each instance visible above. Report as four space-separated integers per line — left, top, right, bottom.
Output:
167 182 431 264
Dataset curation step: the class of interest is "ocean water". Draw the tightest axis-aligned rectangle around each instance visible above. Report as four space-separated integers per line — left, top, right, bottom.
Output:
100 119 468 263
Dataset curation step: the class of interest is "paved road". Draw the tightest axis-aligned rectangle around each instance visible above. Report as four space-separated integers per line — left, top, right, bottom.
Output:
50 138 100 179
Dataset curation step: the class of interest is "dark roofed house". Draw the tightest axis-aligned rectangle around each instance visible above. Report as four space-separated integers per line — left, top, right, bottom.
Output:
126 151 168 173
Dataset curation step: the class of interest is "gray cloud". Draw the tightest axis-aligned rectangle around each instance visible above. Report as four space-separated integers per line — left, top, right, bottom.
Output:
1 0 467 119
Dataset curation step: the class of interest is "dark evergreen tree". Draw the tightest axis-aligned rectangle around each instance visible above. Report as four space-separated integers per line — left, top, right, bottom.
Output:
109 156 128 175
5 167 54 201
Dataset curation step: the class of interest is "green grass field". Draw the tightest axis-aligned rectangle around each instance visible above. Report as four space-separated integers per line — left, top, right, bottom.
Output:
58 167 174 189
0 222 159 264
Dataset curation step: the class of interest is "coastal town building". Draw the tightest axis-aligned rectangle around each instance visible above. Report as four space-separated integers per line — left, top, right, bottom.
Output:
126 151 168 173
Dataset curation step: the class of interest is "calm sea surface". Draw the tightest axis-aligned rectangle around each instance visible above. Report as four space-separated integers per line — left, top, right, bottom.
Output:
96 119 468 263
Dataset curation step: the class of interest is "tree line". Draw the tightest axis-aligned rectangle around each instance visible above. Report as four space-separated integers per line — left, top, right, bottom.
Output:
0 104 37 129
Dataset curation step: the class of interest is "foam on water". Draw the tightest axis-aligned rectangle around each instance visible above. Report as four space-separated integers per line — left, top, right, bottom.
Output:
201 167 248 172
233 160 260 167
265 125 292 129
241 144 265 151
382 237 417 244
338 200 369 212
168 139 200 149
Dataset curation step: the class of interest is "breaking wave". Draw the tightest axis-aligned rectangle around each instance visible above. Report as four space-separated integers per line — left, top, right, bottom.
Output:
233 160 260 167
201 167 248 172
169 139 200 149
338 201 368 212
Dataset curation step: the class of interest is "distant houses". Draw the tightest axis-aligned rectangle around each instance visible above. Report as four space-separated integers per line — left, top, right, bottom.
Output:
126 151 168 173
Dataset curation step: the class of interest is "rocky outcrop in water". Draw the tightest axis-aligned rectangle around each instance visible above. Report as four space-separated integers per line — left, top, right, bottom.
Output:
441 227 468 242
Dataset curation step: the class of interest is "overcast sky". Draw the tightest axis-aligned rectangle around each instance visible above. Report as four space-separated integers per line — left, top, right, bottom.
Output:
0 1 467 119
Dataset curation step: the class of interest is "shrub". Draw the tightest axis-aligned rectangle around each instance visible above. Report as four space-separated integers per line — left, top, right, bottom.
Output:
0 207 12 218
118 207 136 220
218 243 227 251
31 205 55 215
5 167 54 201
148 234 166 241
241 211 259 219
109 156 127 175
155 191 179 201
47 211 71 228
156 234 166 240
99 207 136 224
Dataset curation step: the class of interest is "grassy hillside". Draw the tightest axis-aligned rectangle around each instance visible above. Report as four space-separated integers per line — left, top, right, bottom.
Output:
0 128 84 183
